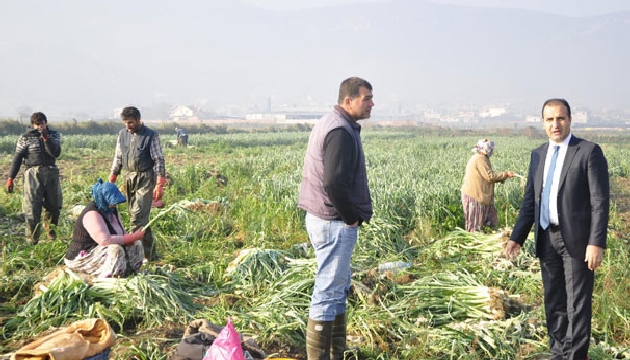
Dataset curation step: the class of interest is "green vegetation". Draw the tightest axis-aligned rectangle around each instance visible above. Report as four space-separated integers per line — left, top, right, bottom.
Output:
1 128 629 359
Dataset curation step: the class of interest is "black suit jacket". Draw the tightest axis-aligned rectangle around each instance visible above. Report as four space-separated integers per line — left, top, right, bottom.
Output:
510 136 609 258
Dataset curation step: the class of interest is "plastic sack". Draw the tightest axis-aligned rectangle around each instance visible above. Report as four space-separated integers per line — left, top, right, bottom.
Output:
202 317 245 360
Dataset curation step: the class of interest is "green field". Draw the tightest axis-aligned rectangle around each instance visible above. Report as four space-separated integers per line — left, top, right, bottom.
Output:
1 127 629 359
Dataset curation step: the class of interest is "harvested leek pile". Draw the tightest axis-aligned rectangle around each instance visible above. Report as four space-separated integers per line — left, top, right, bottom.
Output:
427 227 505 262
425 313 548 359
224 248 289 295
388 270 512 326
222 258 316 345
2 268 197 339
343 229 544 358
143 200 195 229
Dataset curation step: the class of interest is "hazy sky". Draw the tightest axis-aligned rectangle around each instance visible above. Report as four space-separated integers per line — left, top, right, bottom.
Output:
245 0 630 16
1 0 628 119
429 0 630 16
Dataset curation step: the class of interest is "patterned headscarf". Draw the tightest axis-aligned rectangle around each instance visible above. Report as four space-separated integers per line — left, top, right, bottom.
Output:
472 138 495 155
92 178 126 214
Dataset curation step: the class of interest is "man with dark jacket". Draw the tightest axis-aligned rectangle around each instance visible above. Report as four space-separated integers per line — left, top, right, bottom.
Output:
109 106 166 261
506 98 609 359
6 112 62 244
298 77 374 360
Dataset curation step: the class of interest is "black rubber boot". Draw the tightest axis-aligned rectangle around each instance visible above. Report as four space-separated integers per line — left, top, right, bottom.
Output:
331 314 360 360
306 318 333 360
331 314 346 360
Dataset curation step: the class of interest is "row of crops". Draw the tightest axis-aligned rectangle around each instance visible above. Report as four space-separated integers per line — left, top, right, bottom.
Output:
1 129 629 359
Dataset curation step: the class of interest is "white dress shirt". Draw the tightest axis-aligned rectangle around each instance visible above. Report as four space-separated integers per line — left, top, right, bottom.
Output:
543 133 572 225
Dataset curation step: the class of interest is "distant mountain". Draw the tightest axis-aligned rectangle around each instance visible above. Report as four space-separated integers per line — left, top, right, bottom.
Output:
0 0 628 118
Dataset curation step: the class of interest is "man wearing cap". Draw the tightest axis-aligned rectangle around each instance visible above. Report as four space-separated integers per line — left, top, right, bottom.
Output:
6 112 62 244
109 106 166 261
65 178 145 278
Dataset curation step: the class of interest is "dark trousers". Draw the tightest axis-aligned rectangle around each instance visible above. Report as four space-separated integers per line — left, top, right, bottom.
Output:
178 135 188 147
539 226 593 360
23 166 62 241
124 170 157 260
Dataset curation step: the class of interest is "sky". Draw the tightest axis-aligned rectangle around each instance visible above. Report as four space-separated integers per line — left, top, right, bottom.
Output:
428 0 630 16
244 0 630 16
0 0 629 120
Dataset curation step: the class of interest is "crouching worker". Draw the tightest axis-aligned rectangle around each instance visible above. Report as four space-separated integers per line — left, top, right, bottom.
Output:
64 179 145 278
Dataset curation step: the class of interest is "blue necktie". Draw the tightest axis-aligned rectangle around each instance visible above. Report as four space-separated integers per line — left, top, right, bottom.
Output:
540 145 559 230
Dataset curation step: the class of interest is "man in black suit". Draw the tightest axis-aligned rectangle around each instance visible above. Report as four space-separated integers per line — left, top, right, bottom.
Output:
506 98 609 359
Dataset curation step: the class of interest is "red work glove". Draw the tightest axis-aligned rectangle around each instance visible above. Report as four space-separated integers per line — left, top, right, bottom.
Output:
108 173 117 183
153 176 166 201
6 178 14 193
123 229 145 244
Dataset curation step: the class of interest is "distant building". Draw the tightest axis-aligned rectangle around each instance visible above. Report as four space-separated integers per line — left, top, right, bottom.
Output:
526 115 540 123
424 110 441 120
458 111 475 120
170 105 194 120
376 120 418 127
245 112 325 124
573 111 588 123
480 107 506 118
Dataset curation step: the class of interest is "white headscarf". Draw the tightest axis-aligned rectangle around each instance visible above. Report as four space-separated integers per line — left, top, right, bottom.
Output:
472 138 495 156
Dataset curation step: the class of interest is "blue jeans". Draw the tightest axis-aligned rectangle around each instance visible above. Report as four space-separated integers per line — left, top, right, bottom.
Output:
305 212 358 321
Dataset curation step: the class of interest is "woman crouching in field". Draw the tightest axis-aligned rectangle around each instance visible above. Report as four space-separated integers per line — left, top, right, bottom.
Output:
461 139 515 232
64 179 145 278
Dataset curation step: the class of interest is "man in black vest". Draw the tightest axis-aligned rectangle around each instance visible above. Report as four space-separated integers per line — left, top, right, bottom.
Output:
298 77 374 360
109 106 166 261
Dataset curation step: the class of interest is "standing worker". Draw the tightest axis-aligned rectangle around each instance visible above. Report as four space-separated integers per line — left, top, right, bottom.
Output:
175 127 188 147
109 106 166 261
506 98 609 359
460 138 515 232
298 77 374 360
6 112 62 244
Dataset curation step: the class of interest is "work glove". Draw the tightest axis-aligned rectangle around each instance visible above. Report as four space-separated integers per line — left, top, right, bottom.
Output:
6 178 14 193
40 127 49 139
108 173 117 183
153 176 166 201
123 229 145 244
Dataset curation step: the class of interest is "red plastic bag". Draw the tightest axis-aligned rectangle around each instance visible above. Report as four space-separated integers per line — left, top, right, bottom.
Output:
203 317 245 360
